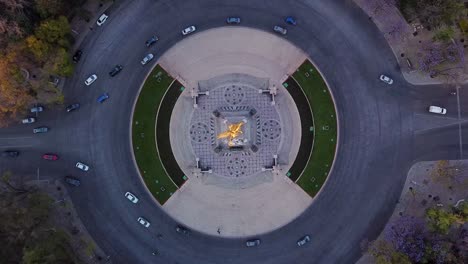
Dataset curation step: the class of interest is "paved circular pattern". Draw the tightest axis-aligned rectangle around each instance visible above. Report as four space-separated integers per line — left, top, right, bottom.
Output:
190 122 210 143
224 85 245 105
262 119 281 141
226 156 249 177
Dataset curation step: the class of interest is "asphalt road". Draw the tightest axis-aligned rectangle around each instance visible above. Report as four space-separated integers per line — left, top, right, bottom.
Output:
1 0 467 263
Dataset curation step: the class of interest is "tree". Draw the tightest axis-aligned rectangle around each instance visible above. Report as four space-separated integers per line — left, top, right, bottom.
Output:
34 0 65 18
35 16 70 48
368 240 412 264
51 47 74 76
26 35 51 60
426 207 457 234
384 216 426 262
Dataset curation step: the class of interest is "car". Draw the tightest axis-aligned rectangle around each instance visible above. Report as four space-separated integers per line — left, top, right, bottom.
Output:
75 162 90 172
226 17 241 24
1 150 19 158
96 13 108 26
285 16 297 25
109 65 123 77
97 93 109 103
125 192 139 203
42 153 59 160
175 225 190 235
379 74 393 84
429 106 447 115
33 126 48 134
145 36 159 47
297 235 311 246
138 217 150 228
65 176 81 187
273 25 287 35
66 103 80 112
85 74 98 86
30 106 44 113
182 26 196 35
141 53 154 65
246 239 261 247
22 117 36 124
72 50 82 63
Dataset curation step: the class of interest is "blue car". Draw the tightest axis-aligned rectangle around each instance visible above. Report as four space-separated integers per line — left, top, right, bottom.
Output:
97 93 109 103
285 16 297 25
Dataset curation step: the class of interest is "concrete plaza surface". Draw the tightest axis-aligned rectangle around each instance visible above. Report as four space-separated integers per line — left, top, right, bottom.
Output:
159 27 311 237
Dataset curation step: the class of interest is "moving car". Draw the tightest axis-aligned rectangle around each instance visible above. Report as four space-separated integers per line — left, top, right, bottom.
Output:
138 217 150 228
428 106 447 115
22 117 36 124
182 26 196 35
175 225 190 235
75 162 90 172
273 25 287 35
73 50 82 63
85 74 98 86
297 235 311 246
109 65 123 77
97 13 108 26
66 103 80 112
1 150 19 158
33 126 48 134
246 239 261 247
65 176 81 187
42 153 59 160
30 106 44 113
141 54 154 65
145 36 159 47
125 192 139 203
226 17 241 24
285 16 297 25
379 74 393 84
97 93 109 103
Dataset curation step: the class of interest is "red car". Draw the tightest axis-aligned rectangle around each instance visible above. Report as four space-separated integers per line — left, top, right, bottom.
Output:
42 154 59 160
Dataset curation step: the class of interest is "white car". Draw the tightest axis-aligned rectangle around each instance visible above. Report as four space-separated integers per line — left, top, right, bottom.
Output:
428 106 447 115
97 14 108 26
297 235 311 246
22 117 36 124
125 192 139 203
273 26 287 35
141 53 154 65
379 74 393 84
75 162 90 172
85 74 98 86
137 217 150 228
182 26 196 35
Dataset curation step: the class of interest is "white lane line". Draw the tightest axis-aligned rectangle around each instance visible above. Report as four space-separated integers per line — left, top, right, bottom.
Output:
0 137 33 140
456 85 463 158
0 145 35 148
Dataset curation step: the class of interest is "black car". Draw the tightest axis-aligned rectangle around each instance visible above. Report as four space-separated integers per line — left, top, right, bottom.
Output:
1 150 19 158
72 50 82 63
109 65 123 77
66 103 80 112
145 36 158 47
65 176 81 187
175 225 190 235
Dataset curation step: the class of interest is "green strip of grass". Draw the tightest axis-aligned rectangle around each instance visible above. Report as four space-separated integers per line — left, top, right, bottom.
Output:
132 65 178 204
292 60 337 197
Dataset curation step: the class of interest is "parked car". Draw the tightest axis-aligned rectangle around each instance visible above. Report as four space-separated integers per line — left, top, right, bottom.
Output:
97 93 109 103
246 239 261 247
109 65 123 77
73 50 82 63
1 150 19 158
138 217 150 228
42 153 59 160
273 25 287 35
175 225 190 235
182 26 196 35
145 36 159 47
65 176 81 187
22 117 36 124
97 13 108 26
428 106 447 115
379 74 393 84
30 106 44 113
285 16 297 25
141 54 154 65
125 192 139 203
75 162 90 171
297 235 311 246
85 74 98 86
226 17 241 24
66 103 80 112
33 126 48 134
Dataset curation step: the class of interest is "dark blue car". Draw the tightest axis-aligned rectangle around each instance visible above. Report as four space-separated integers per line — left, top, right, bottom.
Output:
97 93 109 103
285 16 297 25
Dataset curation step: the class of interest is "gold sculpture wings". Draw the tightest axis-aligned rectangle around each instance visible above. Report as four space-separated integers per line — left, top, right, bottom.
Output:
217 121 244 146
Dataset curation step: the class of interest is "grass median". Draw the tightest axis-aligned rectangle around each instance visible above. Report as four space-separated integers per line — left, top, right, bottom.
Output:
132 65 178 204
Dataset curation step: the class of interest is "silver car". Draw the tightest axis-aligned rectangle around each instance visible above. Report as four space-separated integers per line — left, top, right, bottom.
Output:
75 162 90 172
246 239 261 247
273 26 287 35
22 117 36 124
138 217 150 228
33 126 48 133
182 26 196 35
30 106 44 113
125 192 139 203
85 74 98 86
297 235 310 246
141 54 154 65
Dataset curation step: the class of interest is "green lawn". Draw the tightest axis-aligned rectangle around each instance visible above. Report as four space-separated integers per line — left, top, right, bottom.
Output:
132 65 178 204
292 60 337 197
